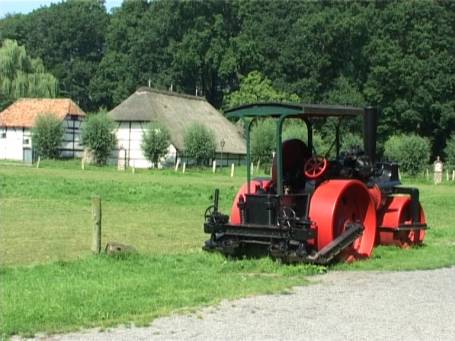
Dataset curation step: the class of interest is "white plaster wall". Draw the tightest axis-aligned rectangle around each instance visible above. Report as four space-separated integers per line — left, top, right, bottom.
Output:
112 121 177 168
0 127 25 160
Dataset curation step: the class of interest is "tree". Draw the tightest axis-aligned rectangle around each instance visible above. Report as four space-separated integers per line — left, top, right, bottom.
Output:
32 113 64 159
0 1 109 111
0 39 58 110
444 135 455 166
384 134 431 175
81 112 117 165
141 122 171 167
362 1 455 154
183 123 216 166
223 71 299 109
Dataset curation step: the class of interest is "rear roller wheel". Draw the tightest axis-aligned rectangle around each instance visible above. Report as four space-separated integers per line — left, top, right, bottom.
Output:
378 196 426 247
309 180 377 261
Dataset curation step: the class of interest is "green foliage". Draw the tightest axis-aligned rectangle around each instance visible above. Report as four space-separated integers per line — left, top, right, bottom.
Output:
81 112 117 165
251 119 333 162
340 133 363 154
0 39 57 110
283 120 308 142
384 134 431 175
31 113 64 159
224 71 299 109
141 122 171 167
1 0 454 155
0 1 108 111
250 119 275 164
444 135 455 166
183 123 216 166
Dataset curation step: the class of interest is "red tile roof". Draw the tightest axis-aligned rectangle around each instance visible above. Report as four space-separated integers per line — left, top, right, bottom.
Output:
0 98 86 128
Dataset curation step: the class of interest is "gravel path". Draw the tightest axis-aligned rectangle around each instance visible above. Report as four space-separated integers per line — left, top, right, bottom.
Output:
25 267 455 341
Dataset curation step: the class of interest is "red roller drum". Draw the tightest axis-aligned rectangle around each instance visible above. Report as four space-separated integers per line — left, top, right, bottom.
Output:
378 196 426 247
368 184 384 210
309 180 377 260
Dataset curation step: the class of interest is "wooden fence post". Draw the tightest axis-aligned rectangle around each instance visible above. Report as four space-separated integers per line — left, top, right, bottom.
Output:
36 156 41 169
182 162 186 174
231 163 235 177
175 158 180 171
91 196 102 254
452 170 455 181
212 160 217 173
446 170 449 182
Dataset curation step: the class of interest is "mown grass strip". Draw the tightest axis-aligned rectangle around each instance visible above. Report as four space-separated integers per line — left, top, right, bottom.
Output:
0 252 324 337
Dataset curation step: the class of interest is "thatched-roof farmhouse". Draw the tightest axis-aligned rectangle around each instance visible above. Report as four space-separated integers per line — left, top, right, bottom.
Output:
0 98 85 161
108 87 246 168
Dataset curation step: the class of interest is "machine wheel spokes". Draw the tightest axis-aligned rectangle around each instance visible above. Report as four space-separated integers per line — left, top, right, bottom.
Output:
304 156 328 179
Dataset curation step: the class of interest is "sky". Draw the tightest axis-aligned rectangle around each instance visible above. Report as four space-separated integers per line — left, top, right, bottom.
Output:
0 0 123 18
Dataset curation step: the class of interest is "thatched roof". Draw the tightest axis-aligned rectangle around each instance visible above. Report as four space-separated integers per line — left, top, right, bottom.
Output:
109 87 246 154
0 98 85 128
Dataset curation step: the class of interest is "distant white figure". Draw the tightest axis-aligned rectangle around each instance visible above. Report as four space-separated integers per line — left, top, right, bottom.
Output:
433 156 443 184
118 146 126 171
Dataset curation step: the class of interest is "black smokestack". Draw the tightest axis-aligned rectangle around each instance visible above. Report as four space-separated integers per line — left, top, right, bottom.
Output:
363 106 379 164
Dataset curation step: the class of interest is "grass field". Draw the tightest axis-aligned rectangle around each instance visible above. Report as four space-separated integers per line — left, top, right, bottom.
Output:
0 160 454 337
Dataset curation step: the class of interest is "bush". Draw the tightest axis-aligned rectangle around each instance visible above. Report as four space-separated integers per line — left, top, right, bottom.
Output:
32 113 64 159
81 112 117 165
283 120 308 142
251 119 276 163
183 123 216 166
141 122 170 167
444 135 455 166
384 134 431 175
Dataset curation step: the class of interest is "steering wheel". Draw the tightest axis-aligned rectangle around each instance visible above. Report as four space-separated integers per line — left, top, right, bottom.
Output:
304 156 328 179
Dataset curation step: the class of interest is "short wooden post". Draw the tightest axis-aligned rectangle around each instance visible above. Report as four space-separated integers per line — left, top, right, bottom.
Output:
250 162 254 176
446 170 449 181
212 160 217 173
182 162 186 173
175 158 180 171
425 168 429 180
81 157 85 170
452 170 455 181
131 161 135 174
91 196 102 254
230 163 235 177
36 156 41 168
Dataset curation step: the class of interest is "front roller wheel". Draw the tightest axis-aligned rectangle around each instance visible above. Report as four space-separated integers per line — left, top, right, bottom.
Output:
309 180 377 261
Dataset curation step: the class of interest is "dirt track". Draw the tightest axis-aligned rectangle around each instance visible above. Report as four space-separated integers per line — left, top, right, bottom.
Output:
25 267 455 340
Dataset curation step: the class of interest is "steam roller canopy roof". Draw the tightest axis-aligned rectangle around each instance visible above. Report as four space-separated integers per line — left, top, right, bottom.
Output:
224 102 365 119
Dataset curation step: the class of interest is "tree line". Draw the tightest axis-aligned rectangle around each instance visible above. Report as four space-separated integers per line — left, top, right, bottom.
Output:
0 0 454 157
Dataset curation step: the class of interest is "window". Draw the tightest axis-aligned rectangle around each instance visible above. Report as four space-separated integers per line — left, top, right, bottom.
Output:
24 138 30 146
0 132 5 139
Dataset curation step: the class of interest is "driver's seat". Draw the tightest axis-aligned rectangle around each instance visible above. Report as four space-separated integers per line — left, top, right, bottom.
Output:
271 139 312 192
